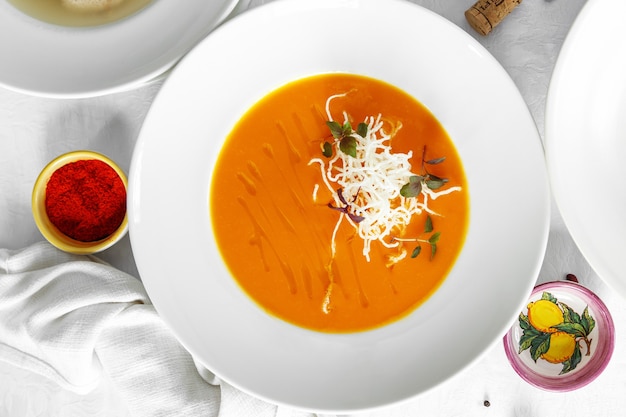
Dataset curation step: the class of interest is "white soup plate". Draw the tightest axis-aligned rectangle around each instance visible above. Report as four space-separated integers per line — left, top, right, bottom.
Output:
129 0 550 412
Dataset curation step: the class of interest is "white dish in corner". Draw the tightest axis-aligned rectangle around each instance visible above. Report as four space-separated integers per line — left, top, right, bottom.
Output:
546 0 626 299
0 0 238 98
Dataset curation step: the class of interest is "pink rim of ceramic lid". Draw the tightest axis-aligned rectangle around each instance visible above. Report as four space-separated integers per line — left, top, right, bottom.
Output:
503 281 615 391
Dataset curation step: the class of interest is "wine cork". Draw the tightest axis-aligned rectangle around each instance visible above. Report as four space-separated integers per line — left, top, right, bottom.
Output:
465 0 522 36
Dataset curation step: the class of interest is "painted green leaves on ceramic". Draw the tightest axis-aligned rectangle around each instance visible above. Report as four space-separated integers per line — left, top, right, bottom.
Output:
518 291 595 375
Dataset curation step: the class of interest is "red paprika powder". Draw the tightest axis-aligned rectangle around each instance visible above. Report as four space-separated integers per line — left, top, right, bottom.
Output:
45 159 126 242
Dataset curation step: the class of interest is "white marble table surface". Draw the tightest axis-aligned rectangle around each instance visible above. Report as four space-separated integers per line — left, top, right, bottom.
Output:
5 0 626 415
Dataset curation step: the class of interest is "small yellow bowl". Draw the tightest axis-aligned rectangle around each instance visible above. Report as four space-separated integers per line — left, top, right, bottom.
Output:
32 150 128 255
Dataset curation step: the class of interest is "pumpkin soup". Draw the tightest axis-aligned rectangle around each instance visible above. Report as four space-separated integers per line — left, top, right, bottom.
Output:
211 73 468 332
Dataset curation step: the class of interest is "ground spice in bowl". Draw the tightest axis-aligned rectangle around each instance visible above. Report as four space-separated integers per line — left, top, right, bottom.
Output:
45 159 126 242
32 150 128 254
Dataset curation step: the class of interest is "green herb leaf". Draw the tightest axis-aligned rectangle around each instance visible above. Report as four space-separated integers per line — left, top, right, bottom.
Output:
339 136 357 157
411 246 421 258
342 121 353 136
424 215 433 233
400 176 423 198
425 156 446 165
428 232 440 244
326 121 343 138
425 174 448 190
430 243 437 259
357 122 368 138
322 141 333 158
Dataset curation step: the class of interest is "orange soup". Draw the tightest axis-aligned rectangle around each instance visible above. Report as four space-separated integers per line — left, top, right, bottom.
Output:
211 73 468 332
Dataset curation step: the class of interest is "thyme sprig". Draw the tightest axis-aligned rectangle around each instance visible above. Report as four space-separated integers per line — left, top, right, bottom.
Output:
392 215 440 260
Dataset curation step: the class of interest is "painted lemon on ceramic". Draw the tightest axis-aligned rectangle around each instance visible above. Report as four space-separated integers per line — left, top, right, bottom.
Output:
518 291 595 374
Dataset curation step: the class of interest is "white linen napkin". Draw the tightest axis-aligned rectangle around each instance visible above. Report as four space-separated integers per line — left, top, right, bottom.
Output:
0 242 315 417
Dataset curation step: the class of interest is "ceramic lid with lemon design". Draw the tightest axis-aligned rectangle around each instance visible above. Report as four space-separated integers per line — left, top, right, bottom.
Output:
503 280 615 391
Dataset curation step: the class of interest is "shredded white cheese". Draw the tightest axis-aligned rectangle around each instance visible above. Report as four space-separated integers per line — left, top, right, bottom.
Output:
309 93 461 262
